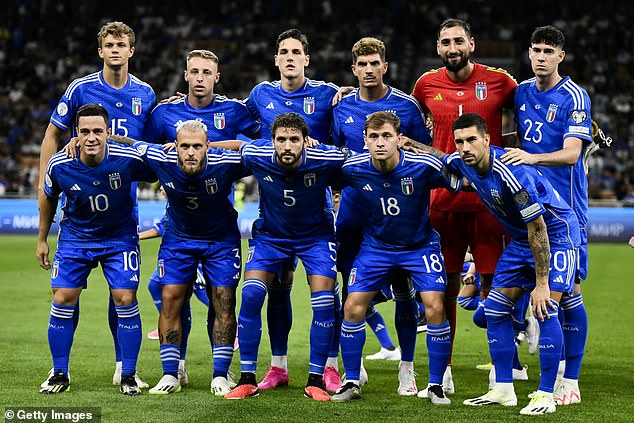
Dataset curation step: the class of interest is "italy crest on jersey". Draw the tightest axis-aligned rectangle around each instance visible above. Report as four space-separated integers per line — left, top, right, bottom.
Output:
303 97 315 115
205 178 218 194
51 261 59 279
109 173 122 190
158 259 165 278
304 172 316 187
247 246 255 263
349 268 357 286
475 82 487 100
401 177 414 195
132 97 142 116
214 113 226 130
546 104 558 122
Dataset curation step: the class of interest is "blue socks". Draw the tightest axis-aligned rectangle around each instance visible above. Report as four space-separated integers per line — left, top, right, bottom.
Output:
340 320 365 383
108 295 121 362
458 295 480 311
537 300 563 393
267 284 292 357
328 283 342 361
365 305 395 349
180 300 192 361
213 345 233 378
426 321 451 384
561 294 587 380
484 290 516 384
309 290 335 375
115 301 142 377
48 302 76 375
160 344 180 377
148 272 162 312
237 278 268 373
394 288 417 362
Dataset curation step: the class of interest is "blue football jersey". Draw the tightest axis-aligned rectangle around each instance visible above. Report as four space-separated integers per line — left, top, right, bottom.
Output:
444 146 580 248
514 76 592 228
143 95 261 143
135 142 247 242
332 86 431 152
245 78 339 143
338 151 459 250
43 142 156 246
242 139 347 238
50 71 156 139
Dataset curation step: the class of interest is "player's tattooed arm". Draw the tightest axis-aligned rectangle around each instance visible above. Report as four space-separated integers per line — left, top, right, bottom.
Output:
401 136 445 158
212 286 237 345
108 134 138 145
527 216 554 321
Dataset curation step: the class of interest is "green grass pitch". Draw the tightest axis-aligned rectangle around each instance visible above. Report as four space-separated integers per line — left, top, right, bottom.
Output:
1 236 633 422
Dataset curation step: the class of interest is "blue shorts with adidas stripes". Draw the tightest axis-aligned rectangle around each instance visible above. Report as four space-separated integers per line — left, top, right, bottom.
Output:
51 243 140 290
492 241 577 295
245 234 337 280
347 242 447 294
158 238 241 287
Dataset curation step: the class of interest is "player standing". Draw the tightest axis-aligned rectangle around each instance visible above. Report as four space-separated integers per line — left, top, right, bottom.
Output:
37 104 156 395
411 18 517 394
244 29 341 391
38 21 156 389
501 25 593 405
225 113 346 401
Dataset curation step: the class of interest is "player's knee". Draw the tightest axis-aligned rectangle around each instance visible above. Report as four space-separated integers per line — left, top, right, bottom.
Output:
473 305 487 328
343 299 367 322
111 290 136 306
52 289 80 306
424 301 445 324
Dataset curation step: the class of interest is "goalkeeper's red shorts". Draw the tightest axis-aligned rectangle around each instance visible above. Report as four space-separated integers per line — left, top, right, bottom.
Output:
430 209 509 275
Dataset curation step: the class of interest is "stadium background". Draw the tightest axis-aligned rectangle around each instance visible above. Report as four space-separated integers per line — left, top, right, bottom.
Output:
1 0 632 241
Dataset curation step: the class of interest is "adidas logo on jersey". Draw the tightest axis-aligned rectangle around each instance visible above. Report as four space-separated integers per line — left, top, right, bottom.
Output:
129 274 138 282
362 184 373 191
266 102 274 109
345 116 354 124
263 175 274 182
165 182 175 189
435 277 445 284
520 104 526 111
70 184 81 191
433 93 443 100
553 275 564 284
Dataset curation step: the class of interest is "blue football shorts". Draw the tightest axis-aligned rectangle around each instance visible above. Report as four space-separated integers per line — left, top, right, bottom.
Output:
51 244 140 290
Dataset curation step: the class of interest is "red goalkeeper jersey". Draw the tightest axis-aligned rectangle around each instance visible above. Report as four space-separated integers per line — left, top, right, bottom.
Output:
412 62 516 211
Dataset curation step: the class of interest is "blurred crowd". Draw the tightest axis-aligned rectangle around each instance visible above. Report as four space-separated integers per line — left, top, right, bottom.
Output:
1 0 632 203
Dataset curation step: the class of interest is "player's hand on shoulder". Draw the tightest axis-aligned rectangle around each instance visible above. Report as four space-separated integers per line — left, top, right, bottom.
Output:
63 137 79 158
163 142 176 152
305 136 320 148
331 86 354 106
500 148 536 165
425 115 434 132
159 91 186 104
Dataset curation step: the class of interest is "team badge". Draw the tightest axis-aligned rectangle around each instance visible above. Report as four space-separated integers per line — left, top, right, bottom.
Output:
571 110 587 124
546 104 558 122
491 189 502 205
401 177 414 195
109 173 122 190
475 82 487 100
349 268 357 286
303 97 315 115
304 172 316 187
51 261 59 279
214 113 226 129
247 246 255 263
205 178 218 194
132 97 142 116
514 189 530 207
158 259 165 278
